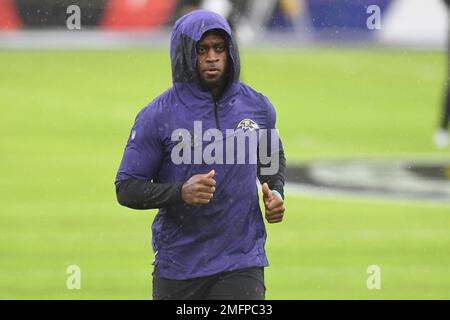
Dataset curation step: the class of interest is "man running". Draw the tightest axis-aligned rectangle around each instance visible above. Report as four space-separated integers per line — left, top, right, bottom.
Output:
115 10 286 300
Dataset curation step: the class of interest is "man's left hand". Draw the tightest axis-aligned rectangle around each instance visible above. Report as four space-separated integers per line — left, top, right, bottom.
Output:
262 183 285 224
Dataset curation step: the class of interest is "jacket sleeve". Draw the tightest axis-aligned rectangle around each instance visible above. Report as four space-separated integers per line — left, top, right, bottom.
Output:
115 107 185 210
257 97 286 199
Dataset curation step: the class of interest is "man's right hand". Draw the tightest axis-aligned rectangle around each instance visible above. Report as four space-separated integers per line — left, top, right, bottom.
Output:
181 170 216 205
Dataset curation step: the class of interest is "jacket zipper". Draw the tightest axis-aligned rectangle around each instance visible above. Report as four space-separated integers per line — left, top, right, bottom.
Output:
214 100 221 130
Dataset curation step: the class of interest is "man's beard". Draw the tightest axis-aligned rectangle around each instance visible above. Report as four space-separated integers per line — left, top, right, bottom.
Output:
199 72 229 91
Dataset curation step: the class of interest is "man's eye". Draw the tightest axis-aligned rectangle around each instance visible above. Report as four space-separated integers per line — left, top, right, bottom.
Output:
216 46 225 52
198 47 206 54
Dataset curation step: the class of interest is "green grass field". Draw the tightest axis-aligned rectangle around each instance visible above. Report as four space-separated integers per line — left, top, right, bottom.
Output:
0 48 449 299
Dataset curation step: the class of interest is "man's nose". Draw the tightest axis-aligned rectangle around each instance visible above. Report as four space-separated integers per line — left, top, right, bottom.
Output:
206 49 219 62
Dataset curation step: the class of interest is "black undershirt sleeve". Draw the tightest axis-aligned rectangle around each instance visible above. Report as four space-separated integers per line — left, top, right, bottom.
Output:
115 180 185 210
257 145 286 200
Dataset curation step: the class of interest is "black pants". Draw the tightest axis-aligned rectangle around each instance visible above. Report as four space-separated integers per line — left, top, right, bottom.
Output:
152 266 266 300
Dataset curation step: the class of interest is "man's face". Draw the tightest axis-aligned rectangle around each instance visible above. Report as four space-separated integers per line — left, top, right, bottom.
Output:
196 32 228 88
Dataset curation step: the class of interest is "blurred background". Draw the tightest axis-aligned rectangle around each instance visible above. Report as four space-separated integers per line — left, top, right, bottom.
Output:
0 0 449 299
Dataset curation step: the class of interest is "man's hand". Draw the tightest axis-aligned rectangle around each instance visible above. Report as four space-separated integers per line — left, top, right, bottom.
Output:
181 170 216 205
262 183 285 224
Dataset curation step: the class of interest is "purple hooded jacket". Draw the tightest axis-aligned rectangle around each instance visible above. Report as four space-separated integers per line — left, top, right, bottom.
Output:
115 10 285 280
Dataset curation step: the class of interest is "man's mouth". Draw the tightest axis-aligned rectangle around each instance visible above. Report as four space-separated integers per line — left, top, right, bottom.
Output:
205 68 220 76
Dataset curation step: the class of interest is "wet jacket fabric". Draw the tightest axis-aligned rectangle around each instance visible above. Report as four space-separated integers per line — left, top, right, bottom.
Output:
115 10 285 280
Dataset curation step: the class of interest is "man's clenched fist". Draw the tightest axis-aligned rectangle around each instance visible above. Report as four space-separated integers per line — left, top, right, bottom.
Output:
262 183 285 224
181 170 216 205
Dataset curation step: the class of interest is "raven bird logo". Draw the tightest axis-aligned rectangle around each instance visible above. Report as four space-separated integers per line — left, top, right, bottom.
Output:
237 119 259 131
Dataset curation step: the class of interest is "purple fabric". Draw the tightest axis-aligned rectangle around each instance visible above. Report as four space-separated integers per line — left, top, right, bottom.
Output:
116 10 281 280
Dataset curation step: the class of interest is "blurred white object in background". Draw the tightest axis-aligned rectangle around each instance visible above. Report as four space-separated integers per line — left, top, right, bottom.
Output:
235 0 278 43
379 0 449 49
433 129 449 148
202 0 233 19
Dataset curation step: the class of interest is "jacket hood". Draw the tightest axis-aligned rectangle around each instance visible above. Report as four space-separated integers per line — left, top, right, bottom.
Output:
170 10 240 88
